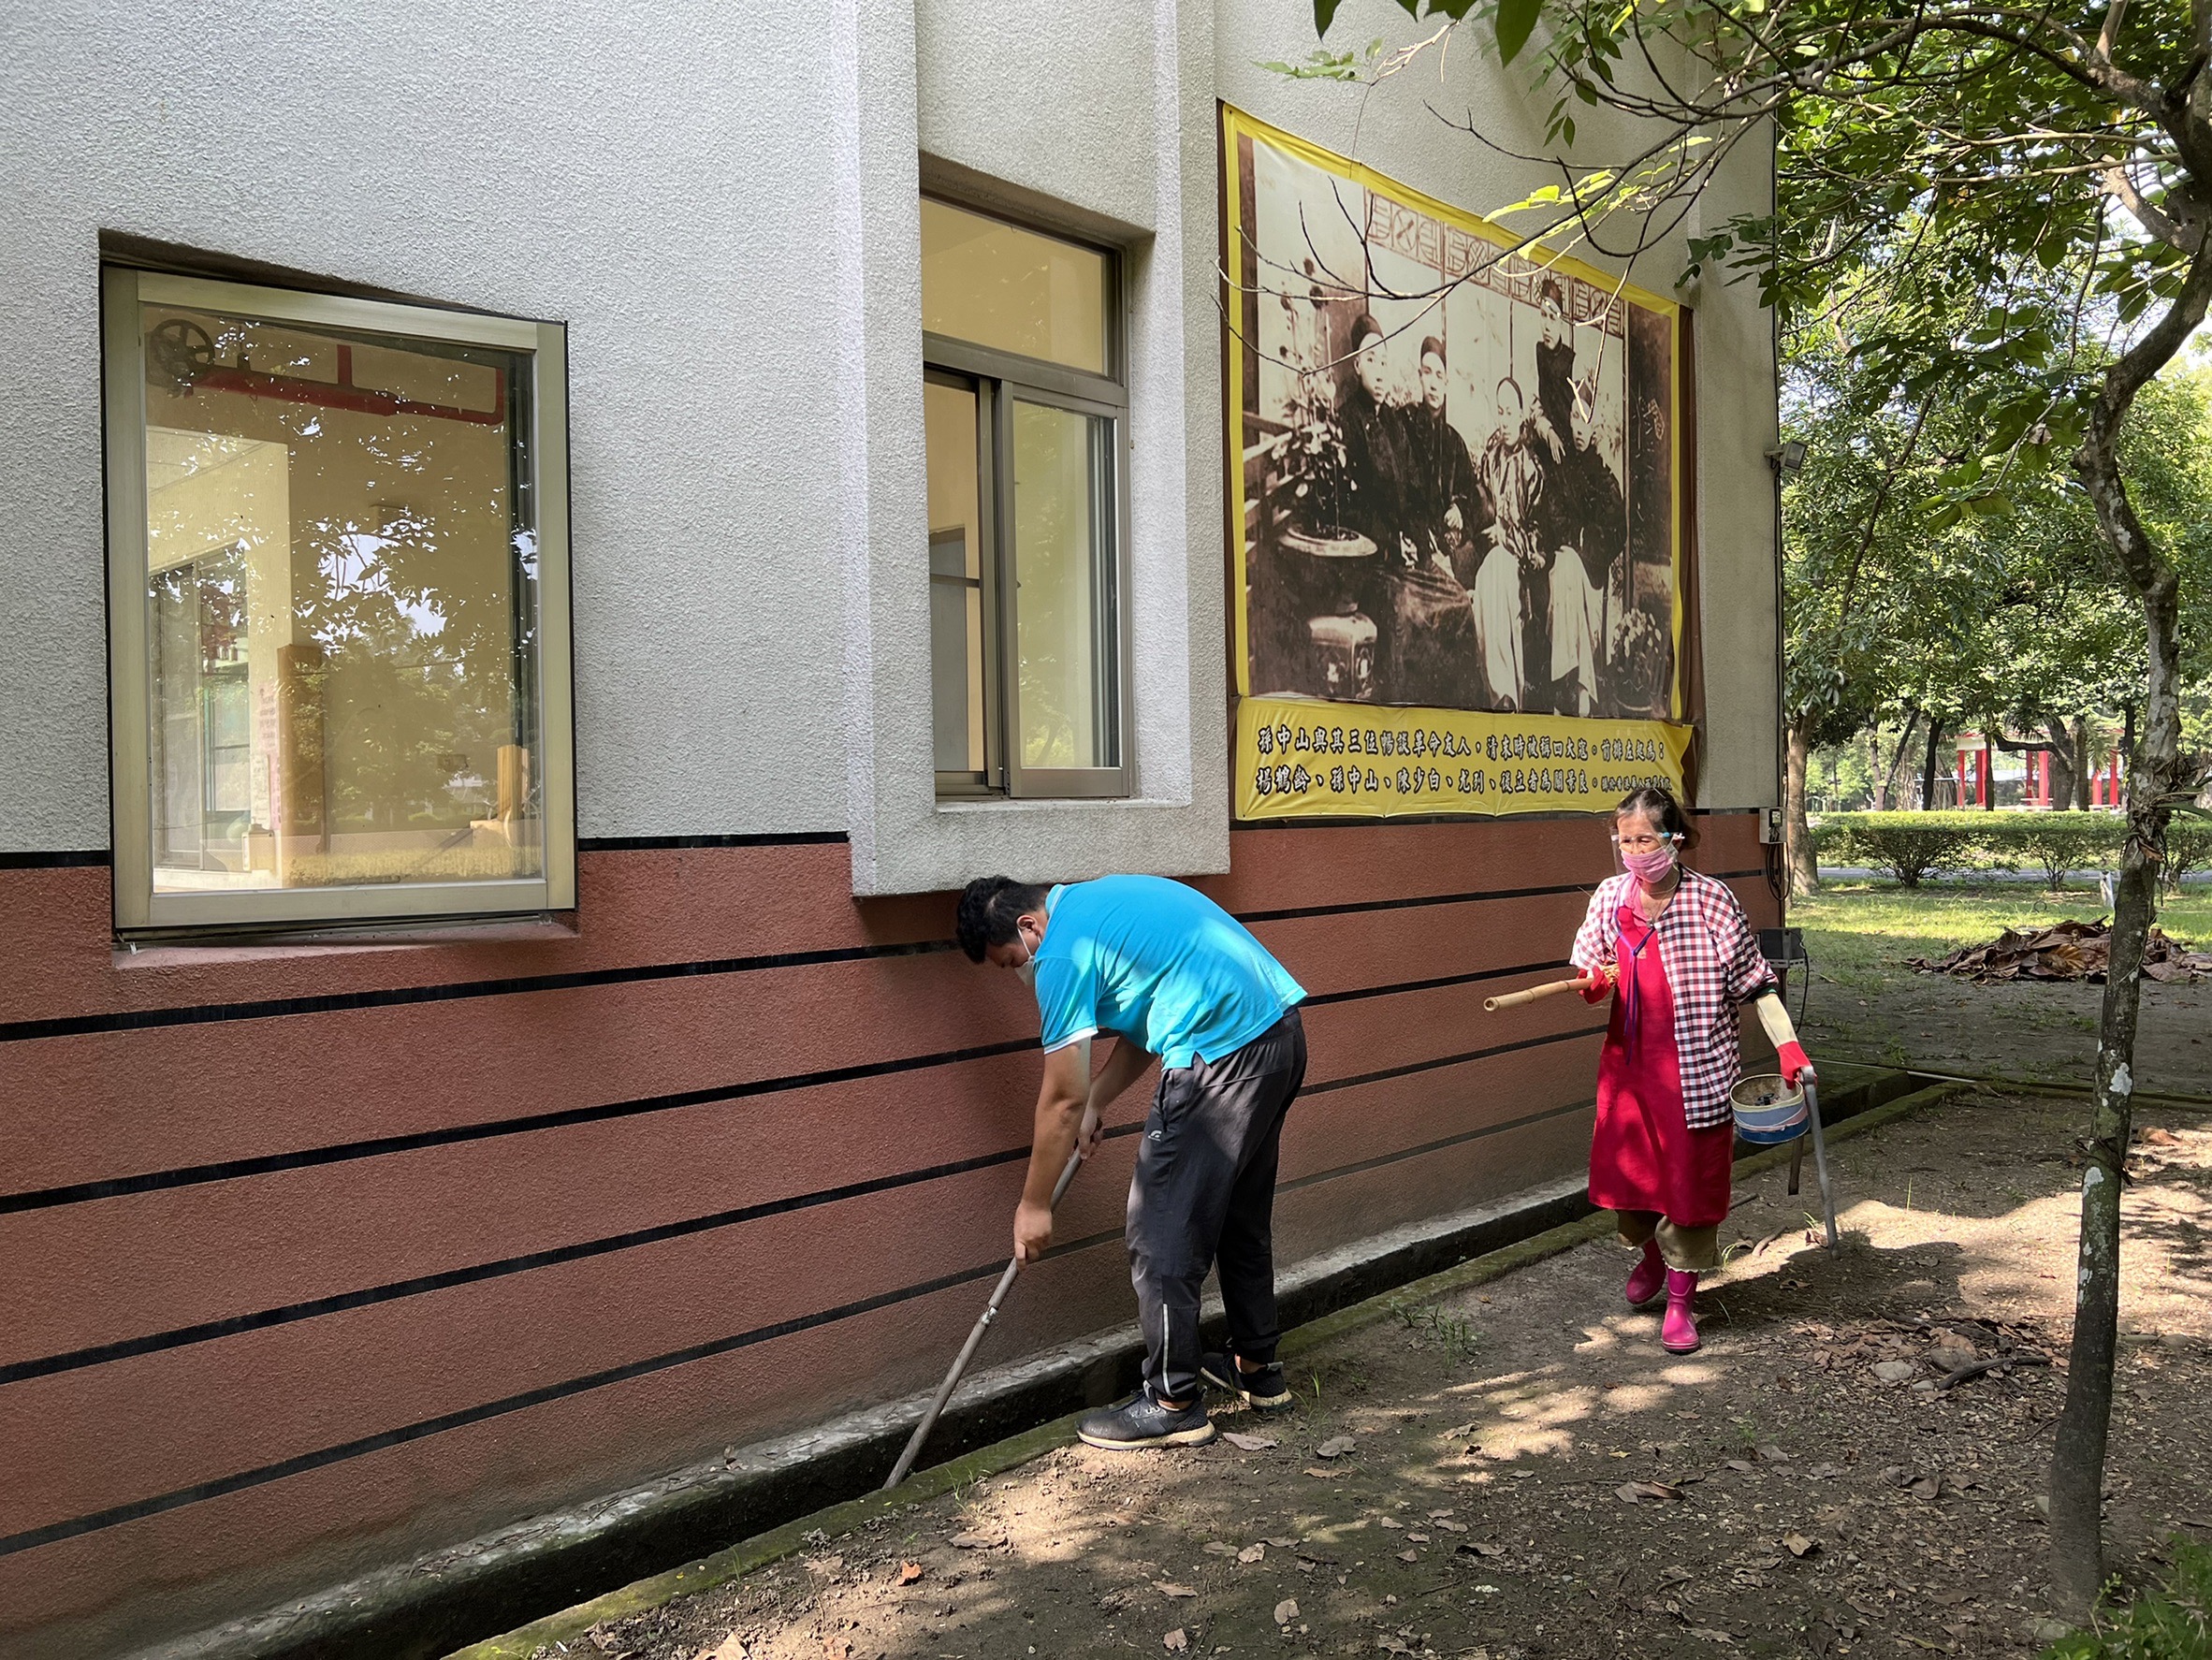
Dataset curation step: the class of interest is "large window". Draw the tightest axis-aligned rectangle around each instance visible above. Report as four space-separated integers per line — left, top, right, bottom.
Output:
102 269 574 933
922 199 1128 798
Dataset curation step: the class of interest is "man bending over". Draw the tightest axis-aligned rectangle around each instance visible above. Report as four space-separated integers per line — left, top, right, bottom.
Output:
957 874 1309 1449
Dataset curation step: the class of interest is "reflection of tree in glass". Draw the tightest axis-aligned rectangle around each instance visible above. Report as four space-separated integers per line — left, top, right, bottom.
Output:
1012 405 1096 770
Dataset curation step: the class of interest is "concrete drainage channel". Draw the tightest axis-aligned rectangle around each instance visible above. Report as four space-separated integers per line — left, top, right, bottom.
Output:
138 1067 1928 1660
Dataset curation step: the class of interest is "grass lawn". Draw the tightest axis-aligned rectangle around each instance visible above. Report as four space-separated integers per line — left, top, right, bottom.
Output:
1796 881 2212 994
1788 881 2212 1092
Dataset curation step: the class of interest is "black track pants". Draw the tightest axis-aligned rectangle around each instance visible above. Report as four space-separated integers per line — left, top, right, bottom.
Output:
1126 1008 1307 1402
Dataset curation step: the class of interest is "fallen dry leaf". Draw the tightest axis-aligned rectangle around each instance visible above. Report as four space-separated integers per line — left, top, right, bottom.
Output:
1377 1517 1403 1529
950 1531 1005 1550
896 1560 923 1585
1223 1432 1280 1451
822 1639 852 1660
1154 1581 1199 1597
1406 1532 1429 1542
1397 1549 1419 1562
698 1635 749 1660
1755 1445 1792 1463
1725 1459 1756 1473
1273 1597 1300 1624
1303 1466 1349 1478
1783 1531 1819 1558
1687 1628 1736 1644
1237 1543 1266 1565
1163 1630 1188 1653
1316 1435 1358 1458
805 1555 844 1576
1618 1480 1686 1503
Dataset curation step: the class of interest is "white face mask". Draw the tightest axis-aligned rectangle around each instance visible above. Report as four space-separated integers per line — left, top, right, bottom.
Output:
1011 918 1043 987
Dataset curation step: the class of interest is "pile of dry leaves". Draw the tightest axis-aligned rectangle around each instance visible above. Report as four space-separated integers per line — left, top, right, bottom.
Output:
1910 918 2212 983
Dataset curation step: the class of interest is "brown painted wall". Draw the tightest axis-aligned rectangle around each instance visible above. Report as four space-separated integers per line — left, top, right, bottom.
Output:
0 814 1779 1657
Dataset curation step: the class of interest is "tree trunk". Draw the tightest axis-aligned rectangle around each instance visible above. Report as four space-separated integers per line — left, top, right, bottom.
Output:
1919 715 1945 810
2044 718 2080 810
1877 708 1919 810
2070 716 2092 809
1785 712 1819 896
2047 235 2207 1615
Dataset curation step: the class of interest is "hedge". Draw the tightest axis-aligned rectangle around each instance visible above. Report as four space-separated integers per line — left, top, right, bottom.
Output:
1813 810 2126 889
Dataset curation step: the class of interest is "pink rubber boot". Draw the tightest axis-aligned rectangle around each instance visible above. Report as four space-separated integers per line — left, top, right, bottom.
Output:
1661 1269 1700 1353
1623 1239 1666 1307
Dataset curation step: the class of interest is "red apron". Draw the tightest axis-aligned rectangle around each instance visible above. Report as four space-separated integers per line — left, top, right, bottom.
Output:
1587 903 1733 1226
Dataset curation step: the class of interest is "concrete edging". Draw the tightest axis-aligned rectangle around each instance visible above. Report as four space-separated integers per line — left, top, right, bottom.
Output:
444 1073 1962 1660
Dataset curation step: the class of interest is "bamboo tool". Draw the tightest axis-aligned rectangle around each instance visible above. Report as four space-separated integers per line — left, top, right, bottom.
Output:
881 1144 1084 1490
1483 973 1601 1012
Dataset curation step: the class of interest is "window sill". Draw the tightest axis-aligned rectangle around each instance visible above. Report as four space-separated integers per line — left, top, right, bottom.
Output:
112 913 579 968
934 794 1180 815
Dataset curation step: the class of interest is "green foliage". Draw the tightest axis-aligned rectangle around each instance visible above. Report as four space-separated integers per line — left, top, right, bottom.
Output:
1816 812 1991 888
1813 810 2154 889
2038 1536 2212 1659
2014 814 2131 892
2163 813 2212 891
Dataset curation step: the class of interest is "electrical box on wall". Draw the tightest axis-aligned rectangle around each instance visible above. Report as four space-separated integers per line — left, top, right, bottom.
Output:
1758 807 1785 844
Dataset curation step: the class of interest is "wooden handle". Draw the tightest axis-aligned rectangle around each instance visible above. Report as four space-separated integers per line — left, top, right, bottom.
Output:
1484 975 1596 1012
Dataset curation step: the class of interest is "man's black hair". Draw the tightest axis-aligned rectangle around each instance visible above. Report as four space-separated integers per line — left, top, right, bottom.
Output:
955 876 1051 964
1538 275 1565 311
1418 334 1447 366
1347 312 1386 352
1615 785 1697 851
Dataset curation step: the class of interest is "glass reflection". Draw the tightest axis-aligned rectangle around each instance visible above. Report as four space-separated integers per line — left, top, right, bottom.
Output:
1011 400 1114 771
141 305 540 892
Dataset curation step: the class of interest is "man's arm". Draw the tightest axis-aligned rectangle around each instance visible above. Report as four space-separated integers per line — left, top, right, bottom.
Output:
1013 1041 1090 1264
1079 1037 1155 1158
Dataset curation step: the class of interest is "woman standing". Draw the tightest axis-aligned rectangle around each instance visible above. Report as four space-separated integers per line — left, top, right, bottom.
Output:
1570 787 1812 1352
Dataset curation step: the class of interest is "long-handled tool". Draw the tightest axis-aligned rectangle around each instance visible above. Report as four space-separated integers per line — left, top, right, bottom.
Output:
881 1145 1084 1490
1802 1073 1839 1251
1483 972 1602 1012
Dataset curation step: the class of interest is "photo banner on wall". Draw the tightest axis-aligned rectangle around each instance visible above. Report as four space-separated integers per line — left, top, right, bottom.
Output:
1224 104 1693 821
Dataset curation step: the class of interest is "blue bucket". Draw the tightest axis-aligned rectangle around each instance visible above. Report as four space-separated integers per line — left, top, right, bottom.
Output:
1732 1073 1808 1145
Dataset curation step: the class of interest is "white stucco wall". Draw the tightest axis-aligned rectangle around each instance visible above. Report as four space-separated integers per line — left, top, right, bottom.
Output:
0 0 862 852
0 0 1776 867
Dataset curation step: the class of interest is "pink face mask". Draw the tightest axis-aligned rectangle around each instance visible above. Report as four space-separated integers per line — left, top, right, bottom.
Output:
1622 843 1678 884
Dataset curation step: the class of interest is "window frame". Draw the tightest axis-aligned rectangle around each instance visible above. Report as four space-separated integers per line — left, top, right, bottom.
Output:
100 267 576 936
921 200 1132 802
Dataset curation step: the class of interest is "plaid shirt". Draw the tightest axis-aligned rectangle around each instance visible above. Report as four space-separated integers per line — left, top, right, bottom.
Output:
1571 868 1777 1129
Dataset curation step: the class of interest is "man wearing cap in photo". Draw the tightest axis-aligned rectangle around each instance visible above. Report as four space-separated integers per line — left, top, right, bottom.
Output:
956 874 1308 1449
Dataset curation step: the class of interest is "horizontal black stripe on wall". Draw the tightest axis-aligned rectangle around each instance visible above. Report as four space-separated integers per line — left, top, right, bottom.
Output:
0 974 1593 1380
0 1036 1039 1216
0 1254 1011 1562
575 832 848 852
1304 1021 1607 1096
0 850 111 869
0 866 1766 1048
0 1080 1603 1560
0 956 1590 1215
0 936 961 1046
1236 869 1765 925
0 1120 1148 1388
1277 1094 1594 1192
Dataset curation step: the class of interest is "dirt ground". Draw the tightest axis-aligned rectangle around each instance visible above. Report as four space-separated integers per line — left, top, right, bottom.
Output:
1799 972 2211 1098
1790 884 2212 1096
547 1091 2212 1660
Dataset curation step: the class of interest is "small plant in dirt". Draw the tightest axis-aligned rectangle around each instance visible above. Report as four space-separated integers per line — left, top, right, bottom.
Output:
1392 1303 1480 1363
2038 1536 2212 1658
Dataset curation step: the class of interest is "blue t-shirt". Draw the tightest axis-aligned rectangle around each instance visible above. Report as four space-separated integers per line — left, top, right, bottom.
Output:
1031 875 1306 1070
